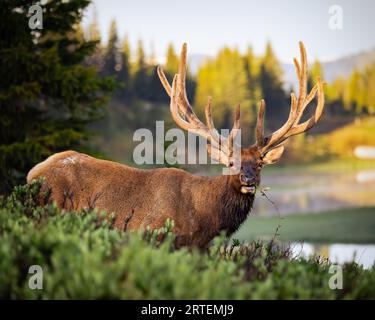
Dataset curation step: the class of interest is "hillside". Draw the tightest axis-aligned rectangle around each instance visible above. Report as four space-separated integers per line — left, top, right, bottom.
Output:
283 48 375 89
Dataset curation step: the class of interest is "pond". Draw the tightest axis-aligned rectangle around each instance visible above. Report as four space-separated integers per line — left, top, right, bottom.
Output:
243 166 375 268
253 168 375 217
291 242 375 269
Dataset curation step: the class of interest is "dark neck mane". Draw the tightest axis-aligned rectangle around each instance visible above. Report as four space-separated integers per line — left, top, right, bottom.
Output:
217 178 254 236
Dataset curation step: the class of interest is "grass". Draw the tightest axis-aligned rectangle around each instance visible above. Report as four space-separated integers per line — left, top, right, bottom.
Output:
236 207 375 244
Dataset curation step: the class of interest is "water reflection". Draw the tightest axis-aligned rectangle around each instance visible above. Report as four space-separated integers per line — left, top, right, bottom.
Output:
291 243 375 269
254 168 375 216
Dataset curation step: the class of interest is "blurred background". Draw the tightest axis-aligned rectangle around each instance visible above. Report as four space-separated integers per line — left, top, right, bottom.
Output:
0 0 375 267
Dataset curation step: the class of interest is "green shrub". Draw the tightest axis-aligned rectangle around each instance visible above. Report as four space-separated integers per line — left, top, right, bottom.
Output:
0 181 374 299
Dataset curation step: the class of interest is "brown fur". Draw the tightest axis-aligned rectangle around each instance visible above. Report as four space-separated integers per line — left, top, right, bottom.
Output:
27 148 268 248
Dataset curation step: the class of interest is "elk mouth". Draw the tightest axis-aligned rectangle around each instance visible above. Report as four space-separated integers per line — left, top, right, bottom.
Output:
240 185 256 194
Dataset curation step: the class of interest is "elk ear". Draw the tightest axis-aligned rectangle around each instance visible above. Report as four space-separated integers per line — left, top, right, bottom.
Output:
262 144 285 165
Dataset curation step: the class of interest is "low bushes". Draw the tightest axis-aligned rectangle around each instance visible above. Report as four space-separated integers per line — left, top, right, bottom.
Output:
0 181 374 299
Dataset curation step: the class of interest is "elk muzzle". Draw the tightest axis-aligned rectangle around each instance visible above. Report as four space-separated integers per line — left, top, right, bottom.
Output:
239 173 257 195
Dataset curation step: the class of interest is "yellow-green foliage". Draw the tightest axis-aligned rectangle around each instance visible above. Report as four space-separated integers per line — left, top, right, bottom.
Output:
285 117 375 163
0 182 374 299
194 47 252 128
324 117 375 158
327 63 375 114
164 43 179 75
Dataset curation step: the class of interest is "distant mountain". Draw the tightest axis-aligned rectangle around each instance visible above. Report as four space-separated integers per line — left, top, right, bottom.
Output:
187 49 375 91
282 48 375 90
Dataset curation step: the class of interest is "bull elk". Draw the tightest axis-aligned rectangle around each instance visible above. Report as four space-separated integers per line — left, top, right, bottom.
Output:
27 42 324 248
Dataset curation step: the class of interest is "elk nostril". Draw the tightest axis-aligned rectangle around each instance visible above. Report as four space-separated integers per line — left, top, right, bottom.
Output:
240 174 250 183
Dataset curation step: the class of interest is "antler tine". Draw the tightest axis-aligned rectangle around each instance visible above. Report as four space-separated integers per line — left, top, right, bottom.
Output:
204 97 223 144
160 43 244 166
177 44 194 119
255 99 265 147
286 79 325 137
204 97 215 132
227 103 241 157
157 65 171 96
259 92 298 152
158 44 213 130
176 44 209 128
170 74 210 140
293 41 309 124
206 141 229 166
157 48 197 126
169 70 230 163
259 41 325 154
169 75 189 131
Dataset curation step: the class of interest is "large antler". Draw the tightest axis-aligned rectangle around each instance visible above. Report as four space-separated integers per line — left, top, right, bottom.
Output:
255 41 325 155
157 43 240 166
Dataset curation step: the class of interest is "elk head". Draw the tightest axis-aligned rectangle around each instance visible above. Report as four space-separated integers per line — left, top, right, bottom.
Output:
157 42 324 195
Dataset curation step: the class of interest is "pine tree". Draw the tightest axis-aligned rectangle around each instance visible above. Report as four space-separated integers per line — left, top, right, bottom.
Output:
258 41 287 130
85 6 102 68
119 35 132 100
88 6 101 42
102 19 121 78
326 77 348 115
74 23 85 42
164 43 179 76
326 63 375 115
308 59 324 92
195 47 250 131
243 45 260 106
366 64 375 114
347 69 367 113
133 39 149 100
243 46 262 143
0 0 114 193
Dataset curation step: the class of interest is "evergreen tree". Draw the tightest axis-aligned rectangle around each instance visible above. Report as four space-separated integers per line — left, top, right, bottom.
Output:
243 46 262 143
119 35 132 100
164 43 179 76
326 63 375 115
308 59 324 91
326 77 348 115
243 45 261 107
85 6 102 68
74 23 85 42
195 47 250 129
133 39 149 100
0 0 114 193
88 6 101 42
101 19 133 101
148 42 157 65
365 64 375 114
310 59 323 80
258 41 287 130
102 19 121 78
347 69 366 113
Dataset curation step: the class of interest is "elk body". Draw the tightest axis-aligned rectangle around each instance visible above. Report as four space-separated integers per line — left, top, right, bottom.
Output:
27 42 325 248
